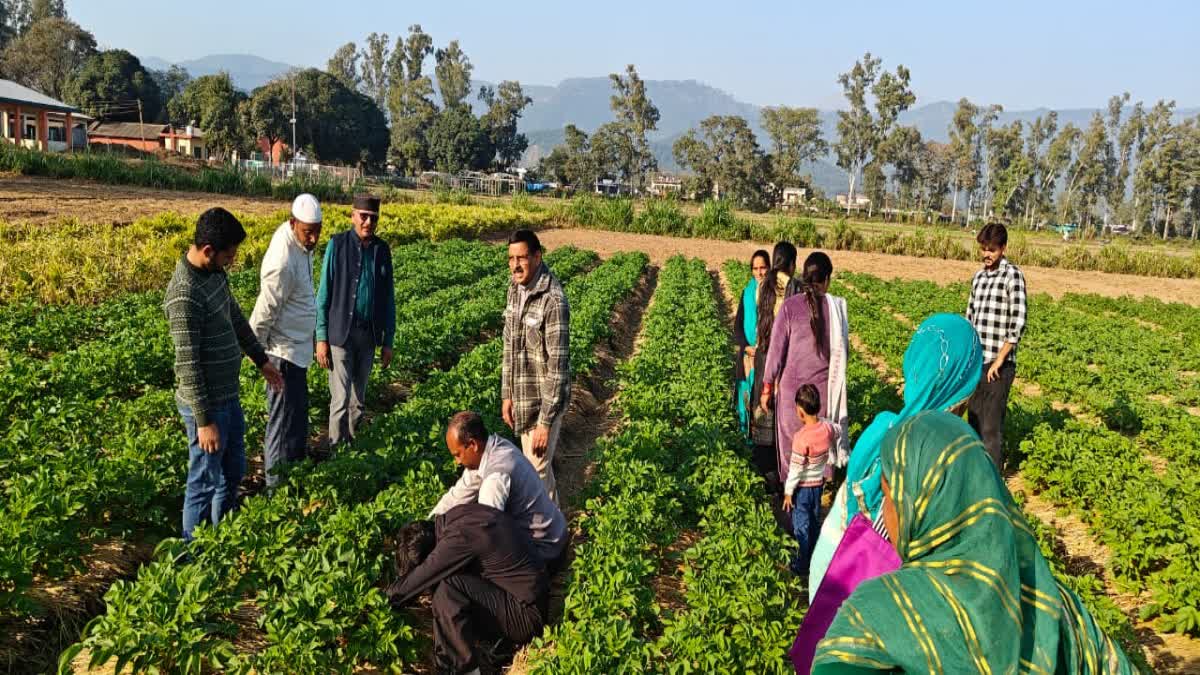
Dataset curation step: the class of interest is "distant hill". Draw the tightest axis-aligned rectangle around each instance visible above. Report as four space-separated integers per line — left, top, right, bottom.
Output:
140 53 296 92
516 77 1199 195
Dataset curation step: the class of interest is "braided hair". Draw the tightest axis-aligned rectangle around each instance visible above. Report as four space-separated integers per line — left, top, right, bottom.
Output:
800 251 834 357
756 241 798 357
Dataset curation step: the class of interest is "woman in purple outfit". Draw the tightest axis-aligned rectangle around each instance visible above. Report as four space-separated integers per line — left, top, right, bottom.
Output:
760 252 848 490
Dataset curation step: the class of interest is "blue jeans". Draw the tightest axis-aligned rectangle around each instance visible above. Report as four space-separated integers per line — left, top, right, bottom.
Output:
178 398 246 541
790 485 823 575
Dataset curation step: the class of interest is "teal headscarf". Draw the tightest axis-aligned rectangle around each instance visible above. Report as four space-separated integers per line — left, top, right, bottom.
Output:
843 313 982 527
815 411 1134 674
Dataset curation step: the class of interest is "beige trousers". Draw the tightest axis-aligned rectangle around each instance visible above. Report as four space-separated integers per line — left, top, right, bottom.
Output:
520 414 564 505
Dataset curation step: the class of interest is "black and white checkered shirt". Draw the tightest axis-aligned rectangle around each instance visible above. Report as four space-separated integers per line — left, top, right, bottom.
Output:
966 258 1027 365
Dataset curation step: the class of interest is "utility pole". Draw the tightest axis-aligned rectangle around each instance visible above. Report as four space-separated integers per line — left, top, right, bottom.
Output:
290 75 298 169
137 99 146 154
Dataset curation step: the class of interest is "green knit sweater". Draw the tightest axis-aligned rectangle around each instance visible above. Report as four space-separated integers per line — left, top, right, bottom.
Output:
164 256 267 426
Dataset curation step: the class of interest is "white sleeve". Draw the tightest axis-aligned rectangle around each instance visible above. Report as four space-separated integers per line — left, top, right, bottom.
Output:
249 239 289 345
477 473 511 511
429 468 483 517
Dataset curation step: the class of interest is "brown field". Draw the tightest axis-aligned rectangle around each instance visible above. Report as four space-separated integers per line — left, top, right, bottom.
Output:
3 175 1198 306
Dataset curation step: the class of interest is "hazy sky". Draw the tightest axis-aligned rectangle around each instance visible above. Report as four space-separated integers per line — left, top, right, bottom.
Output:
71 0 1198 110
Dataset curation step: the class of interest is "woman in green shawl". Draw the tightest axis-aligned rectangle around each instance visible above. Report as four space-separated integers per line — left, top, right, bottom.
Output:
734 249 771 440
810 313 982 599
812 410 1136 674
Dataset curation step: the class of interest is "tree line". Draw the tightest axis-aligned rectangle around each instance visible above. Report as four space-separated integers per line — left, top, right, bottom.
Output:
0 4 535 172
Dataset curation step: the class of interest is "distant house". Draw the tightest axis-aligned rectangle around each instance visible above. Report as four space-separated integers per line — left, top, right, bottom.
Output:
594 178 632 197
0 79 88 152
836 193 871 209
88 122 210 158
781 187 808 209
647 173 683 197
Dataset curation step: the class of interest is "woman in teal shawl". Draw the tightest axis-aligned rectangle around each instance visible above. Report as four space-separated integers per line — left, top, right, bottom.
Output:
809 313 982 599
734 249 770 439
812 410 1135 673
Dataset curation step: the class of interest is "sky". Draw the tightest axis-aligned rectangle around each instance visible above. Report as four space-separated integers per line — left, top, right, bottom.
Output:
71 0 1199 110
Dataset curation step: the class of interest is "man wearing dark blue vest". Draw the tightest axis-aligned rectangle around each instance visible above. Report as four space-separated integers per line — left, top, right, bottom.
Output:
315 194 395 447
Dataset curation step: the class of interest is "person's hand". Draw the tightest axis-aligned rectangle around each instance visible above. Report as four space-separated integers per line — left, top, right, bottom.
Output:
380 346 394 370
261 362 284 392
986 361 1002 383
745 346 756 358
198 422 221 454
760 391 772 413
315 341 330 370
502 399 515 429
782 493 793 512
530 424 551 458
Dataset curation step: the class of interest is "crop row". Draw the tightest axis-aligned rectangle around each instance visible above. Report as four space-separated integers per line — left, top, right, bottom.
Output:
827 271 1198 638
0 243 589 621
0 202 551 305
62 249 647 673
528 257 801 674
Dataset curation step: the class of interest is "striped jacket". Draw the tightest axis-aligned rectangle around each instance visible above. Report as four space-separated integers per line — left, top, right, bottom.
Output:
164 256 268 426
501 264 570 433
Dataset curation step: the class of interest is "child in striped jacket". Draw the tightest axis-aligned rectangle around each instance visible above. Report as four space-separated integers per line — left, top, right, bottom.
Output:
784 383 834 577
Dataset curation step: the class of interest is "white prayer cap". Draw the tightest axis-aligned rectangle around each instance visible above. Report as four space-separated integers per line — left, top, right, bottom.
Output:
291 193 322 224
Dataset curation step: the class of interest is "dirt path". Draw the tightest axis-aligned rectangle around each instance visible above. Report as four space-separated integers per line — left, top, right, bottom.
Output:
530 228 1200 306
0 174 284 224
496 267 657 675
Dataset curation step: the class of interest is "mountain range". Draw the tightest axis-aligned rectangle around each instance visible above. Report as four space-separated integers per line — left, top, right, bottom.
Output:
140 53 1198 195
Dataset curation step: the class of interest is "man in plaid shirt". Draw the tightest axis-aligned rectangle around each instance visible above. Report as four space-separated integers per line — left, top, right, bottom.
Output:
966 223 1027 470
501 230 570 504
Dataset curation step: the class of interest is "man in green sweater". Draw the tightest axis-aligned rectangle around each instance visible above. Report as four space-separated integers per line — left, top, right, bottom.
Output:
164 207 283 541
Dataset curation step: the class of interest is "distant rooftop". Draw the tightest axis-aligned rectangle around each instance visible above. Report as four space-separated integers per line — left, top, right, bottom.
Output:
0 79 79 113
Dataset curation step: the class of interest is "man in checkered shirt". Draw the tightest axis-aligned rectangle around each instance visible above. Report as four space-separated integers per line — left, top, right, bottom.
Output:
966 223 1027 470
501 230 570 505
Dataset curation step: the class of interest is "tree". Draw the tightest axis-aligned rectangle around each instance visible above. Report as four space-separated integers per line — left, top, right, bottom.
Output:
1107 95 1144 228
11 0 64 35
673 115 770 209
273 69 389 167
833 52 915 215
67 49 162 122
1068 113 1114 232
168 73 245 159
152 64 192 116
917 141 954 215
478 80 532 169
434 40 472 110
359 32 390 113
0 1 15 50
427 104 490 173
1132 101 1175 235
984 121 1029 220
1018 112 1058 228
0 17 95 100
388 24 436 174
608 64 660 190
761 105 827 202
589 122 632 184
326 42 360 90
239 85 289 163
537 124 600 188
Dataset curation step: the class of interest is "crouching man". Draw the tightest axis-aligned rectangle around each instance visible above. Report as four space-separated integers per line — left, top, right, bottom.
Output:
385 503 549 675
430 411 568 568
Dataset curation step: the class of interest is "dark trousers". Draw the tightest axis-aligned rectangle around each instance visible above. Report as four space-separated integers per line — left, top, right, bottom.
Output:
789 485 823 575
263 355 309 489
328 323 375 446
968 360 1016 471
432 574 545 674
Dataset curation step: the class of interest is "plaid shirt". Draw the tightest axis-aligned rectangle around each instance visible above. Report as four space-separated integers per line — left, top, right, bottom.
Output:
502 264 571 433
966 258 1028 365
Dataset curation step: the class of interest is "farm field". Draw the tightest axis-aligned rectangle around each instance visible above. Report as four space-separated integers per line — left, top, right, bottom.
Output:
2 185 1200 673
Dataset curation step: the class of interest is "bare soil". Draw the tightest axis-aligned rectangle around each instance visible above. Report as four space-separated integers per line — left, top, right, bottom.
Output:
500 267 657 675
2 539 155 675
0 174 283 225
1007 475 1200 674
528 228 1200 306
